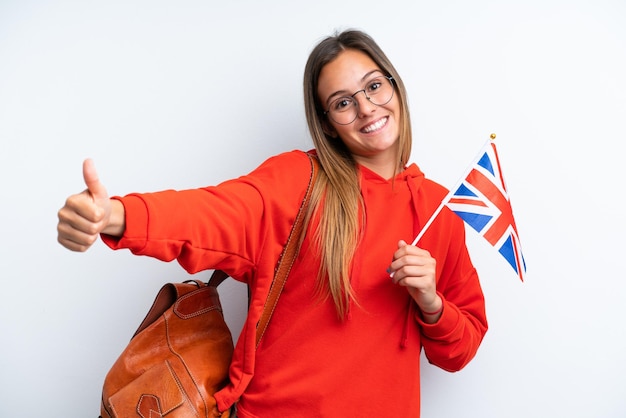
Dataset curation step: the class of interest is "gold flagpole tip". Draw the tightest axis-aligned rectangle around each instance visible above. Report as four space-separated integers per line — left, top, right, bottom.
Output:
490 133 496 140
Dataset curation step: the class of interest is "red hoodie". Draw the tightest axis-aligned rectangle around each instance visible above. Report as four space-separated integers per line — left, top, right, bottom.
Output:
104 150 487 417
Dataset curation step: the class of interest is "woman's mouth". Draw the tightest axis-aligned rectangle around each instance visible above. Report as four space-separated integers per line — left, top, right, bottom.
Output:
361 117 388 133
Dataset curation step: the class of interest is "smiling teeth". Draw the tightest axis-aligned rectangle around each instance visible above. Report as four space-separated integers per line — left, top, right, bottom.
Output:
362 118 387 133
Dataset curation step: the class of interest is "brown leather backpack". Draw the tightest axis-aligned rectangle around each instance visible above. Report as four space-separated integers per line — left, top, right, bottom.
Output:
100 275 233 417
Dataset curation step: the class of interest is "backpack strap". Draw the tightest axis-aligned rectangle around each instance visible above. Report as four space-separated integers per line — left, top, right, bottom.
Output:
256 153 319 347
207 153 320 348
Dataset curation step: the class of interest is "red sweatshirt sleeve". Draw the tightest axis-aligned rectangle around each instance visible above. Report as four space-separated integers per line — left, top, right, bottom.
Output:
102 151 314 282
414 192 488 372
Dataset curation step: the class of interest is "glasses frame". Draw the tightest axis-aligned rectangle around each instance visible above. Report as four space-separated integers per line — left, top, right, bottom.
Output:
323 75 395 125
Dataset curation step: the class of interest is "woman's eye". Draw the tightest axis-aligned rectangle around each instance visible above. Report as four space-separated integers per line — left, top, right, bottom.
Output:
334 97 353 111
367 80 382 93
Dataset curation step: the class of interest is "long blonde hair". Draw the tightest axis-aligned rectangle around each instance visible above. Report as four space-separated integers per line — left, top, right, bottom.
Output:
302 30 413 319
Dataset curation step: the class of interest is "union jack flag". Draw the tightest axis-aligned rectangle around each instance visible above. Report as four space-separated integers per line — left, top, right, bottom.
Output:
411 138 526 281
445 140 526 281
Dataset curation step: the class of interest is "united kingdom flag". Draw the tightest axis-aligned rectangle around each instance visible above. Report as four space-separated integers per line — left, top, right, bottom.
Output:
445 140 526 281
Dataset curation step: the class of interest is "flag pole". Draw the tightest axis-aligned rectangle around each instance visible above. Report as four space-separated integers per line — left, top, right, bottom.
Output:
410 133 497 247
411 199 448 246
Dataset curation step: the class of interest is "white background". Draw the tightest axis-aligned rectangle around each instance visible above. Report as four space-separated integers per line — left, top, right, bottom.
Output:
1 0 625 417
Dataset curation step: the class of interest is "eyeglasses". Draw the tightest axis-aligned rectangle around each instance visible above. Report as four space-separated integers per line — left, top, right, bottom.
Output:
323 75 395 125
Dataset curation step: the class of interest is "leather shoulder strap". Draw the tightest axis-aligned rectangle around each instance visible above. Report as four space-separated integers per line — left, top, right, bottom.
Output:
255 153 319 347
205 153 319 348
208 269 229 287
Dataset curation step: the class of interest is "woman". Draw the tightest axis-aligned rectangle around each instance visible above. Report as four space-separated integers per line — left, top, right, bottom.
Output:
58 29 487 417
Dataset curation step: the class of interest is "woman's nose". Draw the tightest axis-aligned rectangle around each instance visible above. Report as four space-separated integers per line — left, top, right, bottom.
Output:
354 91 377 117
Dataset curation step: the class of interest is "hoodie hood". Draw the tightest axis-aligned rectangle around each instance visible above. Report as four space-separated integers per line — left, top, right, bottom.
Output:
357 162 426 241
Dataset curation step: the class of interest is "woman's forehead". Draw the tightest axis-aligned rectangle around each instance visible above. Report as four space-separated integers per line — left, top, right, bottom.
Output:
317 50 382 98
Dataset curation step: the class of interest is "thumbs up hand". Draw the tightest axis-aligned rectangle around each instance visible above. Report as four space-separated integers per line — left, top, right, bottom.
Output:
57 159 124 251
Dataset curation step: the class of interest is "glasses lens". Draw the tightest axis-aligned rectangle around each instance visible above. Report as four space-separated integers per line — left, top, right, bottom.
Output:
326 76 394 125
367 77 394 106
327 97 356 125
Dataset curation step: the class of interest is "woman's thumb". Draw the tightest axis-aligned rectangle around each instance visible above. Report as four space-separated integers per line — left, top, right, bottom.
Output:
82 158 108 201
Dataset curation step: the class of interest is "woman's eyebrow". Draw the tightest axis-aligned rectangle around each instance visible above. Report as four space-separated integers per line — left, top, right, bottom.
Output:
361 69 384 82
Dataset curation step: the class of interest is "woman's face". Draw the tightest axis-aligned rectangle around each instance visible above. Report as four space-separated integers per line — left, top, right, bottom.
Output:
317 49 401 168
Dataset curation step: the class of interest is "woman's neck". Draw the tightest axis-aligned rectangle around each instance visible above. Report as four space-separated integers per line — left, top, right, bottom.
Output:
354 155 402 180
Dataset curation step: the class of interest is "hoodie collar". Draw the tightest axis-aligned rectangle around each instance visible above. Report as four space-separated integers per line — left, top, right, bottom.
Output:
357 162 424 185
